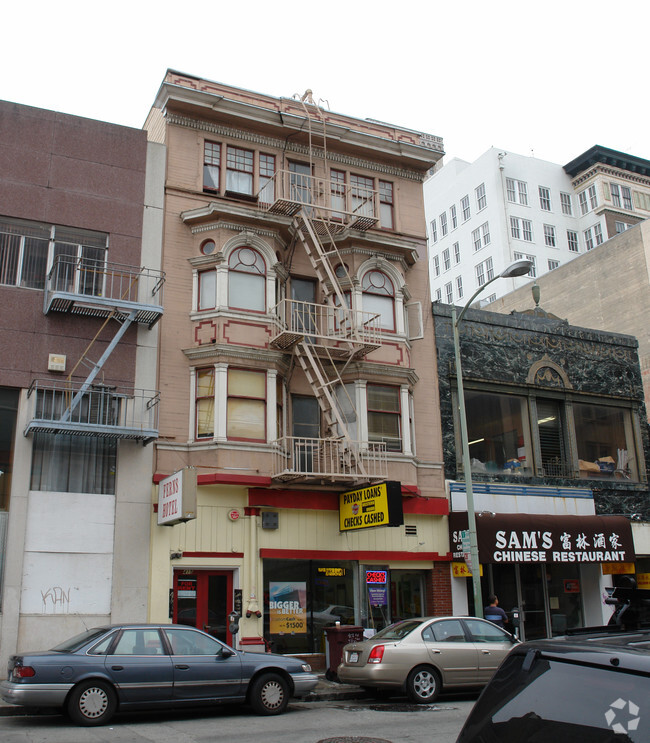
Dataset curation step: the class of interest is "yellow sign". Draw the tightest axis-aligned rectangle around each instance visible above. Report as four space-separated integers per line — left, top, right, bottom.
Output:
269 582 307 634
601 562 635 575
339 481 403 532
452 561 483 578
636 573 650 589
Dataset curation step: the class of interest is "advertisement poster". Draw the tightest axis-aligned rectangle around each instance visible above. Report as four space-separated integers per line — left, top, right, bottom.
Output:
269 582 307 634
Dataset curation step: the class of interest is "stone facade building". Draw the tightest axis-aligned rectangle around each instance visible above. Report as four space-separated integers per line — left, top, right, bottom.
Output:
433 299 650 639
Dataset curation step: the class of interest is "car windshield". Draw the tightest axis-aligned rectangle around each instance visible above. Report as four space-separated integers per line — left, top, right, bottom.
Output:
51 628 110 652
373 619 424 640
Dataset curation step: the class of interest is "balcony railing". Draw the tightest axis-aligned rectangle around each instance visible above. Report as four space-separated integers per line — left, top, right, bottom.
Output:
44 256 165 327
271 299 381 357
271 436 388 483
24 380 160 443
259 171 379 230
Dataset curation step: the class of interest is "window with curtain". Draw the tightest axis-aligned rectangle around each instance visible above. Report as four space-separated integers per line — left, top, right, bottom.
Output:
203 141 221 193
362 270 395 331
30 433 116 494
227 369 266 441
198 270 216 311
226 146 254 195
367 384 401 452
228 246 266 312
195 368 215 439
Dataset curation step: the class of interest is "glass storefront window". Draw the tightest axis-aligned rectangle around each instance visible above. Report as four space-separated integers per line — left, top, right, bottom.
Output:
574 402 638 480
264 559 356 655
462 391 531 475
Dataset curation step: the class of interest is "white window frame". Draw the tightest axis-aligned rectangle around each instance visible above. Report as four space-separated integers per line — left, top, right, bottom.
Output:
506 178 528 205
543 224 556 247
567 230 579 252
450 204 458 229
560 192 572 215
476 182 487 210
539 186 551 211
461 195 471 221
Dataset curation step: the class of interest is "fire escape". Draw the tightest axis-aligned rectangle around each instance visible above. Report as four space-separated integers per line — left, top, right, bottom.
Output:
264 93 388 484
24 257 165 443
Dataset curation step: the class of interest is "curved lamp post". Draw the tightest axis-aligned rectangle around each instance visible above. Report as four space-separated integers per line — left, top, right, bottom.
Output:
451 259 533 617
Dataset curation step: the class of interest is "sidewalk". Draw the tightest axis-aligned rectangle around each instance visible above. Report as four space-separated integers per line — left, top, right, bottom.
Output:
0 674 367 716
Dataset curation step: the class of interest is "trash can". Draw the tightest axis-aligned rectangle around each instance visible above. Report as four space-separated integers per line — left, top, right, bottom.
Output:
324 624 364 681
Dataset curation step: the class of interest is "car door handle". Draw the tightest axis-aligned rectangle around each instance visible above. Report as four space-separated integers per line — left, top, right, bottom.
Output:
430 649 441 654
111 666 124 671
481 650 491 655
175 664 190 670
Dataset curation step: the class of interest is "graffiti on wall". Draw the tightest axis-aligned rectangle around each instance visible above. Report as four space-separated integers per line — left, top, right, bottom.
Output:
41 586 71 613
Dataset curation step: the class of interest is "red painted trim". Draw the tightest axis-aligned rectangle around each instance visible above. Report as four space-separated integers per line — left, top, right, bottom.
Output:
199 473 272 486
249 488 337 510
153 473 272 486
260 548 451 561
248 488 447 515
244 507 261 517
181 552 245 558
403 497 448 515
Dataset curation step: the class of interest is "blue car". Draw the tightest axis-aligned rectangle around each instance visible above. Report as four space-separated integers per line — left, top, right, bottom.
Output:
0 623 318 725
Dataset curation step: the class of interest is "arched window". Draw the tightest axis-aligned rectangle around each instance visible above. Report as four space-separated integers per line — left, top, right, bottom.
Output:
228 246 266 312
362 270 395 331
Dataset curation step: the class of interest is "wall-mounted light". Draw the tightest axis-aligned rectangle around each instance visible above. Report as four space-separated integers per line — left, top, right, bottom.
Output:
170 552 182 560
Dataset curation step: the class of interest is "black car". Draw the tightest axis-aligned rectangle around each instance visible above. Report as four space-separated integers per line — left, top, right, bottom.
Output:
457 582 650 743
0 624 317 726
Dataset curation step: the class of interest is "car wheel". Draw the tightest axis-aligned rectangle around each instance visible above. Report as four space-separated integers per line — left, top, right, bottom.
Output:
406 666 441 704
249 672 290 715
67 679 117 726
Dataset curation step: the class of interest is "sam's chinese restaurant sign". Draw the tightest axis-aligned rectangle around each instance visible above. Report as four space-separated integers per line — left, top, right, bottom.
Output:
339 481 404 532
449 512 634 564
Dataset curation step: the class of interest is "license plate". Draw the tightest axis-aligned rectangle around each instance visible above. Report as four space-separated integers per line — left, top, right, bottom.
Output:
348 651 359 663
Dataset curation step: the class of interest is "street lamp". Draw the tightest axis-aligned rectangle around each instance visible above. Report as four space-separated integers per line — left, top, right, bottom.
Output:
451 259 533 617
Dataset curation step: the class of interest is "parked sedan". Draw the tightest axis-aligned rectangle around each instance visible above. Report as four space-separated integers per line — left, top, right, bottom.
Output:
338 616 517 703
0 624 317 726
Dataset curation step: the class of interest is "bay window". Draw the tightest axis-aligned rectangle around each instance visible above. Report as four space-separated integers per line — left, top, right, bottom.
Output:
362 270 395 331
228 246 266 312
367 384 401 452
195 368 215 439
227 369 266 441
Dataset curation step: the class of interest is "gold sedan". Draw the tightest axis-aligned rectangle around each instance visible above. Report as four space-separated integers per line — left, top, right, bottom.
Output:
337 616 518 703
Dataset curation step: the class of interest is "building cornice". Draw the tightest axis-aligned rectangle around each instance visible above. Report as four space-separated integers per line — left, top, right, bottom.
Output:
166 112 429 182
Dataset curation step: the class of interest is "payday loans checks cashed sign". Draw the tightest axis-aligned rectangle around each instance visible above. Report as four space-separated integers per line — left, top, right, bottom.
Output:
339 481 403 532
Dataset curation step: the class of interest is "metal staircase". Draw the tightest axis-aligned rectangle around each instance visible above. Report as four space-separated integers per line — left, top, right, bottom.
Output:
265 135 388 482
24 257 165 443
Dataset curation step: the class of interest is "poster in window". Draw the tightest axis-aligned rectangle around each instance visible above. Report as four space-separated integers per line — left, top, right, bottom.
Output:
269 582 307 634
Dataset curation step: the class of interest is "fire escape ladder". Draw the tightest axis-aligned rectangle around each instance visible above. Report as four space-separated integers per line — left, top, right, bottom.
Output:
60 309 138 422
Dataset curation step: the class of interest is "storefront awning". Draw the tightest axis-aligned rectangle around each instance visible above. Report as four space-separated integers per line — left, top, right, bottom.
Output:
449 512 635 564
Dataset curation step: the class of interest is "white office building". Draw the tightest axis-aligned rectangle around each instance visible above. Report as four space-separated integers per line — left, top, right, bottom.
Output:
424 146 650 305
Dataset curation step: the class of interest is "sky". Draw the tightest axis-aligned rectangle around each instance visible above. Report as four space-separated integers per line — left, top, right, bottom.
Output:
3 0 649 167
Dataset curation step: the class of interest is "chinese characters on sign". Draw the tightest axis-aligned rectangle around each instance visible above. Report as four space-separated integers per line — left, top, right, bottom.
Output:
449 513 634 565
